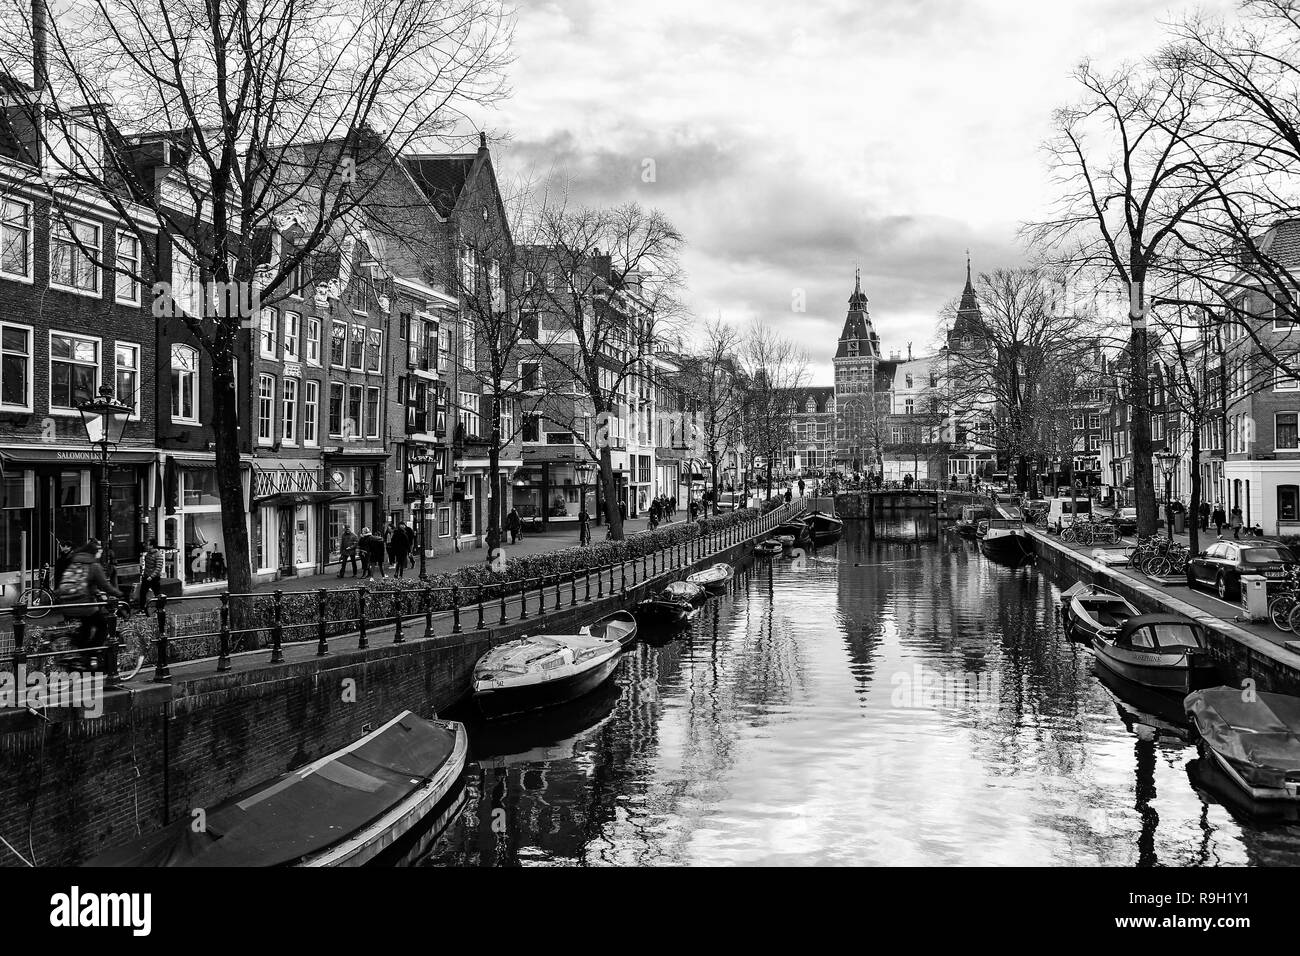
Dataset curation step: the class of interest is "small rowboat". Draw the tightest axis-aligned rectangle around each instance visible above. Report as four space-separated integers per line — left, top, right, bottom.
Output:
473 611 638 719
1092 614 1217 693
1186 687 1300 802
776 534 795 549
755 539 784 557
687 562 735 591
773 521 812 546
85 712 467 867
1061 583 1138 643
635 581 706 625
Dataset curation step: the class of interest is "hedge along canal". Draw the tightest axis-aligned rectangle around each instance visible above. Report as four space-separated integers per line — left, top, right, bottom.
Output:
0 502 801 867
1027 527 1300 696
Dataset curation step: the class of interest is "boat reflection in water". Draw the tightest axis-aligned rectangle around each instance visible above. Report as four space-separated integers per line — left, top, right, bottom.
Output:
468 680 623 770
1093 663 1192 743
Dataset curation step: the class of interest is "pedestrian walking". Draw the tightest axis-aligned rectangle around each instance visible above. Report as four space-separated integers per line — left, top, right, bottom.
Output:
579 506 591 546
136 540 165 610
797 478 805 498
1198 500 1210 531
619 498 627 522
1230 505 1244 540
1211 503 1226 538
338 527 359 577
391 521 413 578
506 507 521 544
784 487 792 504
649 498 662 529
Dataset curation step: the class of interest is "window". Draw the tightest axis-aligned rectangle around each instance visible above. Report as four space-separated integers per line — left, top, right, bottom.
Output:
1089 434 1101 452
1088 414 1100 430
458 391 480 436
303 380 319 447
349 324 365 369
1279 485 1299 522
172 243 201 316
904 398 914 415
170 344 198 422
258 374 275 443
522 414 540 442
1276 366 1299 391
365 386 380 438
461 316 475 367
330 321 347 367
284 311 301 361
905 374 913 389
347 385 364 438
49 332 99 411
520 361 541 390
366 328 382 372
1 199 33 280
306 317 321 365
282 377 298 444
499 398 515 441
1277 412 1298 450
260 309 279 359
439 507 451 537
0 323 32 411
47 122 101 177
329 383 344 436
114 231 141 305
522 312 539 339
49 216 101 294
115 342 140 416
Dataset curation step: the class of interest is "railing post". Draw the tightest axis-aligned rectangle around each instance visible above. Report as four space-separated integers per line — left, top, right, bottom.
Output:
652 549 657 575
570 571 578 607
393 590 405 644
269 590 284 665
153 593 172 681
585 568 592 602
642 554 647 580
597 565 604 599
520 578 530 619
621 561 627 594
499 588 507 625
11 603 26 679
103 595 121 686
554 575 562 611
451 585 463 633
317 588 329 656
217 592 232 672
357 587 369 650
477 586 486 630
424 584 435 639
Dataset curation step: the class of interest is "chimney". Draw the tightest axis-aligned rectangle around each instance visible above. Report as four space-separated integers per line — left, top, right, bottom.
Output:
479 131 487 152
32 0 46 93
907 342 913 361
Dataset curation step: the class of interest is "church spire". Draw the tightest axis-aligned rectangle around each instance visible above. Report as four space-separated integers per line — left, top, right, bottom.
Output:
848 266 868 311
959 252 978 312
836 267 879 360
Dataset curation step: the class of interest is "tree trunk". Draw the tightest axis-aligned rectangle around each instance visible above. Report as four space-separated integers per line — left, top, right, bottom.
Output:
602 445 623 539
486 421 501 563
1189 426 1202 557
212 353 252 632
1129 291 1159 537
710 459 720 515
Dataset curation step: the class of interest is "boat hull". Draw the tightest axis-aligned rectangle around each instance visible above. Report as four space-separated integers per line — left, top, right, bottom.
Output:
1091 639 1216 693
1201 742 1300 803
978 532 1030 562
475 653 623 720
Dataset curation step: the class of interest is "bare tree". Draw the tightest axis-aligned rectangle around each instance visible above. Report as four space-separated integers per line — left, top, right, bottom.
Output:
739 319 808 498
675 317 747 515
516 194 685 540
0 0 512 597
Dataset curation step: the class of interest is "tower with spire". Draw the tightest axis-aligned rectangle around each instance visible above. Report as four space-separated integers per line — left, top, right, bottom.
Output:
947 255 985 352
832 268 888 470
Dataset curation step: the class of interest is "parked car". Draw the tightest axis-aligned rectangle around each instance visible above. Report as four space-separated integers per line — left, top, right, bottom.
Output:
1185 540 1300 600
1115 507 1138 535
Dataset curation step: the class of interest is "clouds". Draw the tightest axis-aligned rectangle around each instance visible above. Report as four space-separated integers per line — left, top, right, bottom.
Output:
485 0 1238 376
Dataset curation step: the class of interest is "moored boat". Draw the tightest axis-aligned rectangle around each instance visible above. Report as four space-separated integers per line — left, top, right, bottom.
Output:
1061 582 1139 642
1186 687 1300 802
773 521 812 546
687 562 735 591
85 711 468 867
635 581 707 624
1091 614 1217 693
803 510 843 544
955 505 994 538
755 538 784 557
977 517 1032 562
473 611 638 719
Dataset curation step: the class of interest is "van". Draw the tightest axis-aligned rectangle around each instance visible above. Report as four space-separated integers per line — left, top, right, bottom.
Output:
1047 497 1092 532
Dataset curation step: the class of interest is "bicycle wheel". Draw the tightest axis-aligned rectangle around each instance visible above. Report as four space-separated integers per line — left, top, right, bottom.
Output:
18 587 55 618
1078 526 1095 546
1270 594 1296 632
1146 555 1171 576
1288 600 1300 634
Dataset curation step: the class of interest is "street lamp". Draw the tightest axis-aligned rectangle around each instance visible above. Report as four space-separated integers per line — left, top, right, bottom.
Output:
77 384 132 580
408 450 434 579
575 459 596 545
1157 451 1178 528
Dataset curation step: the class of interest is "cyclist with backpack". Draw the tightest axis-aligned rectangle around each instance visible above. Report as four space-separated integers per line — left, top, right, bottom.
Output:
57 539 122 670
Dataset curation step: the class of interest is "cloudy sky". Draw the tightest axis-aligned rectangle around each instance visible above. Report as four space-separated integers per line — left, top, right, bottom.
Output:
482 0 1236 382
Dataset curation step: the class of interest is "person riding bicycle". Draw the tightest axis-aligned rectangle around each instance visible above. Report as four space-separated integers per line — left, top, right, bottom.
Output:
57 539 122 671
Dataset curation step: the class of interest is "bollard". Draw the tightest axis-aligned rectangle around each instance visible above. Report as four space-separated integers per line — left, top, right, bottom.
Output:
154 593 172 681
103 596 121 685
452 585 463 633
393 590 405 644
358 587 369 650
477 586 486 630
571 571 577 608
217 593 232 672
11 603 26 676
424 584 435 639
269 589 285 665
317 589 329 656
499 588 507 626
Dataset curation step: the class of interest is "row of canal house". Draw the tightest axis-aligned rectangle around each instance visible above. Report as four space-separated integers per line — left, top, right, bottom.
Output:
0 99 704 605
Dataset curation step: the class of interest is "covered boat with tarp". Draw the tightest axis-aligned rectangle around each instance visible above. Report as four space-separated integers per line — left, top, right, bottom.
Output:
472 611 638 718
635 580 706 625
1186 687 1300 802
85 712 467 867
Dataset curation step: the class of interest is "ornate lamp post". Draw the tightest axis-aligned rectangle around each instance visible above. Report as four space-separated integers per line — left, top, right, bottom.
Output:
1157 451 1178 528
408 450 434 580
77 384 132 581
575 459 597 543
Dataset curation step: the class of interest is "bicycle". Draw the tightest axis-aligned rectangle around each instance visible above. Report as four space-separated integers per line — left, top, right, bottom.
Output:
18 564 56 619
1268 567 1300 631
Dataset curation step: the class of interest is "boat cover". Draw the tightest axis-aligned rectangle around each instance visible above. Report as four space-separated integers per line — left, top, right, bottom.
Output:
688 564 732 585
1186 688 1300 788
663 581 704 601
85 713 457 867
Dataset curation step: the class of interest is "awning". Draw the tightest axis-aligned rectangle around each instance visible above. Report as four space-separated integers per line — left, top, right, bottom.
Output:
0 447 158 465
253 490 346 506
454 459 523 470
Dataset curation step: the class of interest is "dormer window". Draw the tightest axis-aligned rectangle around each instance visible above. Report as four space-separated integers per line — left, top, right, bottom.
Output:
961 336 973 350
47 120 102 179
806 397 816 413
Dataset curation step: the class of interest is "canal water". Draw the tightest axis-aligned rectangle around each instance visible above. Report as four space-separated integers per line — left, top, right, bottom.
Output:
417 516 1300 866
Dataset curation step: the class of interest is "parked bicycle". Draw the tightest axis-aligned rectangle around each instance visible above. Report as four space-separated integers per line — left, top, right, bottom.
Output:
1268 565 1300 632
18 563 56 619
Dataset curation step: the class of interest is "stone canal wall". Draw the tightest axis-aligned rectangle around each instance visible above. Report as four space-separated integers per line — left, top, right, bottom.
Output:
1027 528 1300 696
0 535 767 867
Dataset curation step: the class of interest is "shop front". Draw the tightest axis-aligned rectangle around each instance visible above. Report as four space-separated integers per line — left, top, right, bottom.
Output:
323 454 385 564
1 445 155 603
160 454 248 589
453 457 521 544
250 460 342 581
